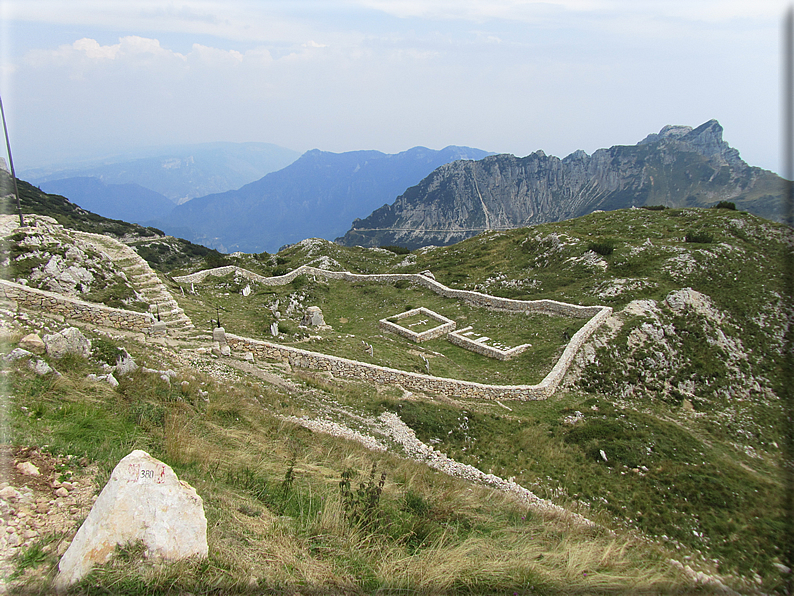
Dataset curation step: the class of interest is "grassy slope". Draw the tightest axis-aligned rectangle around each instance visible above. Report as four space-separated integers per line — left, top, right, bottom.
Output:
164 206 791 589
4 333 685 595
3 206 791 593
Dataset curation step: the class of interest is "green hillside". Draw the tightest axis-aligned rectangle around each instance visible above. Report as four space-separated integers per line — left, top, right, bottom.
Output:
2 205 791 594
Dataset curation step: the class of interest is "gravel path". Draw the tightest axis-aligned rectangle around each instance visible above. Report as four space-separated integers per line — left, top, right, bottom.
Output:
280 406 598 528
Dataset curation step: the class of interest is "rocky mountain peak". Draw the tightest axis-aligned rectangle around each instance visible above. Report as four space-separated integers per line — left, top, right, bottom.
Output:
679 119 743 166
639 119 742 167
338 119 781 250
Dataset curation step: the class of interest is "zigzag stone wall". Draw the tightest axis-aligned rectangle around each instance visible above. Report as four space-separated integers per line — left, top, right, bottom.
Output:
1 280 157 332
184 264 612 400
225 332 550 400
173 265 605 319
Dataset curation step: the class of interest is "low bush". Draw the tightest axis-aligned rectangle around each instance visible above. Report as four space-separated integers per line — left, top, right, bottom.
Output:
714 201 736 210
587 239 615 256
91 338 125 366
684 231 713 243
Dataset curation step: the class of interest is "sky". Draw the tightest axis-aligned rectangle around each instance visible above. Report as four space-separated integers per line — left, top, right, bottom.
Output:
0 0 789 174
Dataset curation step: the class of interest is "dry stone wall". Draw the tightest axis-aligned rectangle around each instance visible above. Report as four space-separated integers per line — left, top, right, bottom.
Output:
378 307 456 343
177 264 612 399
1 280 156 333
173 265 605 319
447 328 531 361
225 332 550 400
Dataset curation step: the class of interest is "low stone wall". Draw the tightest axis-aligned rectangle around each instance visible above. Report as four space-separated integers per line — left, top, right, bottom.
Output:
173 265 605 320
1 280 156 333
447 328 531 361
176 264 612 398
378 307 456 343
226 333 550 400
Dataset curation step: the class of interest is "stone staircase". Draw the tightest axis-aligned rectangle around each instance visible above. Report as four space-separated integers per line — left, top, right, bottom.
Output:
72 231 196 336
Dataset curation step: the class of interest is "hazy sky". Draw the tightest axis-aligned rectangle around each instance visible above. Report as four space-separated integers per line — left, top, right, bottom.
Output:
0 0 788 173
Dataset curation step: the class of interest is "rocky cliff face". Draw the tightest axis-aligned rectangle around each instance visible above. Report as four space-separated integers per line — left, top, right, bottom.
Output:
338 120 783 249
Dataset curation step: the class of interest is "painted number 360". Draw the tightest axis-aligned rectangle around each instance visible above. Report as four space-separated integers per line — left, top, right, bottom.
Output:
140 469 154 479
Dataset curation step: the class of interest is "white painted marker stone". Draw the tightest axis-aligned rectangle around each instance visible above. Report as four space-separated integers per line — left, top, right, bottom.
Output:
54 450 207 591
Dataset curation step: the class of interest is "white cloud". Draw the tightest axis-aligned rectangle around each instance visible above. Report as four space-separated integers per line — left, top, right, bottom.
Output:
2 1 785 174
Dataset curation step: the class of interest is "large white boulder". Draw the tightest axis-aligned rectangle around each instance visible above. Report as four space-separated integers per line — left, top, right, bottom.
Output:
44 327 91 359
54 450 208 590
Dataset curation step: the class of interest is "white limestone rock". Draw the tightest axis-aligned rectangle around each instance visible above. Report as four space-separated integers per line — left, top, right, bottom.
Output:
87 373 119 388
3 348 33 362
16 461 40 476
44 327 91 359
114 349 138 376
19 333 46 355
29 358 59 377
54 450 207 590
300 306 326 327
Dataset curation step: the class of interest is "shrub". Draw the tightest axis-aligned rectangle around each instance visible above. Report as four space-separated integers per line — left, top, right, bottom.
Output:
339 462 386 528
379 245 411 255
587 239 615 256
641 205 667 211
714 201 736 210
91 338 125 366
277 320 296 335
272 266 289 277
685 231 713 243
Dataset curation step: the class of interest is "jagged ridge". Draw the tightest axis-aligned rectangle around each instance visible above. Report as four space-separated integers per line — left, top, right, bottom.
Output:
338 120 784 249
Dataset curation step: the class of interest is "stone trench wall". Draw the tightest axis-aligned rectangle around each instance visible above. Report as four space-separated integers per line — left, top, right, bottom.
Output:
173 265 605 319
0 280 156 332
175 265 613 399
446 331 531 361
225 332 551 400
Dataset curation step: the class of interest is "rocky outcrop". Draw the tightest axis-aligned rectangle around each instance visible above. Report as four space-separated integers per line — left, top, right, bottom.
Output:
44 327 91 359
338 120 783 249
300 306 326 327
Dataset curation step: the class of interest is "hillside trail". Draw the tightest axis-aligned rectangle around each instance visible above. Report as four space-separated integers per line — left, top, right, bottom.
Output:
217 356 598 529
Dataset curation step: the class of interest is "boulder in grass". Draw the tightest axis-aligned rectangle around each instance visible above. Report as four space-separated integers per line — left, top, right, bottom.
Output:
54 450 208 591
19 333 46 355
300 306 326 327
43 327 91 359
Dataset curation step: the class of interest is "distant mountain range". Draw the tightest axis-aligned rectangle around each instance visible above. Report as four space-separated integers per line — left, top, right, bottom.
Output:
153 145 493 253
26 142 301 204
337 120 784 249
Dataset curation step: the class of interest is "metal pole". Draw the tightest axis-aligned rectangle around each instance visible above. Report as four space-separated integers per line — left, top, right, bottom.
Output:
782 8 794 595
0 94 24 227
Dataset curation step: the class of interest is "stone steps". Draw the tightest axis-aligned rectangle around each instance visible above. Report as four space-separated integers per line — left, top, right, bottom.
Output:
71 231 195 333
